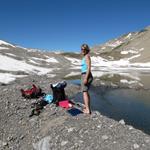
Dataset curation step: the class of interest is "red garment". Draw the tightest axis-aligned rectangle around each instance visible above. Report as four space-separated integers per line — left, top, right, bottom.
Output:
58 100 72 109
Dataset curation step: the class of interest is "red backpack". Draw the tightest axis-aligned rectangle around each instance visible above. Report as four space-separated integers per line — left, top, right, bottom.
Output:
21 84 42 98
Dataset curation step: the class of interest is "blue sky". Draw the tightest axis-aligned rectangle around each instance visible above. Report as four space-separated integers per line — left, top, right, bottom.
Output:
0 0 150 52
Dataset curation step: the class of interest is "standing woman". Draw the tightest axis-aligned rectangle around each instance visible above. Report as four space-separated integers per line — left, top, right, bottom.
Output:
81 44 93 114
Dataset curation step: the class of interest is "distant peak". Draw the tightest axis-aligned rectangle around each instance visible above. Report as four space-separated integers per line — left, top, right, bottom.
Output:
145 25 150 30
0 40 15 47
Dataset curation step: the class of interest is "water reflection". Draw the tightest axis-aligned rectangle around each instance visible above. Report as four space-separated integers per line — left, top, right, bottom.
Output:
70 72 150 135
74 87 150 134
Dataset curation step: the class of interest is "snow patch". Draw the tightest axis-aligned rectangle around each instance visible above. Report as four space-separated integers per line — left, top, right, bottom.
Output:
139 48 144 51
101 47 106 50
54 51 63 54
128 54 141 60
0 54 54 75
27 48 40 52
16 45 28 50
0 73 27 84
0 47 9 50
91 55 150 70
46 74 56 78
65 57 81 65
106 40 123 48
32 57 58 63
45 57 58 63
0 40 15 47
29 59 40 65
121 50 138 55
120 79 138 84
92 71 106 77
5 53 17 57
65 72 80 77
125 33 132 39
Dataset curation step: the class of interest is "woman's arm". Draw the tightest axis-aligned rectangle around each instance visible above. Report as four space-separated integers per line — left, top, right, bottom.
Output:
84 54 91 84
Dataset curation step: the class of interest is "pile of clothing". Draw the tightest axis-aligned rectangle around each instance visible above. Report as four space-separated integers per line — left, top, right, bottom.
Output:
20 81 68 117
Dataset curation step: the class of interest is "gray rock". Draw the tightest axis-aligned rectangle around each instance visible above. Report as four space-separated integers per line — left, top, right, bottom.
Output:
67 127 74 132
102 135 109 140
133 143 140 149
119 119 125 125
0 140 8 147
20 134 25 140
1 75 150 150
33 136 51 150
61 141 68 146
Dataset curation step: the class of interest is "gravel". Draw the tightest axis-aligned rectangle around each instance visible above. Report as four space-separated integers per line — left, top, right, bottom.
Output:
0 75 150 150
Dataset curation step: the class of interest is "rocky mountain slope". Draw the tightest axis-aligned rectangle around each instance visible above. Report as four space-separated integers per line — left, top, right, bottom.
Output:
92 26 150 63
1 27 150 150
0 26 150 88
1 75 150 150
0 40 81 84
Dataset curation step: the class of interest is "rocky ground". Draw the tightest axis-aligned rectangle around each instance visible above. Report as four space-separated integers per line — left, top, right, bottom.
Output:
0 75 150 150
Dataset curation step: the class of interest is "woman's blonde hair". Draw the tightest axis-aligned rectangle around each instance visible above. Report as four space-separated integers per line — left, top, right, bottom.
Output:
81 44 90 53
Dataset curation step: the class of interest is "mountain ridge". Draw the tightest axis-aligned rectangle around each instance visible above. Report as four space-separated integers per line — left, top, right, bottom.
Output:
0 26 150 86
91 26 150 63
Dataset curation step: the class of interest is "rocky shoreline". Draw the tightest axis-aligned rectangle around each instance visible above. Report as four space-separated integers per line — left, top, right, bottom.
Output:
0 75 150 150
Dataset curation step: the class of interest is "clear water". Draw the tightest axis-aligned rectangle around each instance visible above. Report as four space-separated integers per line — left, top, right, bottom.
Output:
69 74 150 135
93 88 150 134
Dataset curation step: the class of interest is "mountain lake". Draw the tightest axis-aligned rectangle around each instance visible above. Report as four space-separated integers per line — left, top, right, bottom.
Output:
68 71 150 135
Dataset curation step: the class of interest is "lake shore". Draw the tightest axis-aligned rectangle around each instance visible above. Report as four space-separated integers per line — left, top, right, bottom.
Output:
0 75 150 150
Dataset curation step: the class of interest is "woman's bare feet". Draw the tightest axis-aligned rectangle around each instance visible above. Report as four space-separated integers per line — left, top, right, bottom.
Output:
83 108 91 114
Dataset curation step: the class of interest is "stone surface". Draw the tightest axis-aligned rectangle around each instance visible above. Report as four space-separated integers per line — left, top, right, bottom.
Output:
0 75 150 150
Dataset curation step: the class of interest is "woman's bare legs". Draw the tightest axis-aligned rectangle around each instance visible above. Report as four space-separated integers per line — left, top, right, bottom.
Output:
83 91 91 114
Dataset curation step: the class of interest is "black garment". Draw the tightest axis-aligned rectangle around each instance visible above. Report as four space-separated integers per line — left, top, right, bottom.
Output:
50 81 67 104
29 100 48 117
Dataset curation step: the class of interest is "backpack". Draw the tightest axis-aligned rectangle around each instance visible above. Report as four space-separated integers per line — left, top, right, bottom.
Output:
50 81 67 104
20 84 42 98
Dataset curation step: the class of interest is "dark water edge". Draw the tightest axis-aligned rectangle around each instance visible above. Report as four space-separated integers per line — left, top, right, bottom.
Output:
92 88 150 135
68 79 150 135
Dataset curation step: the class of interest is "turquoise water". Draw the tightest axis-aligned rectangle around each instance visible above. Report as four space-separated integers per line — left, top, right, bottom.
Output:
70 79 150 135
